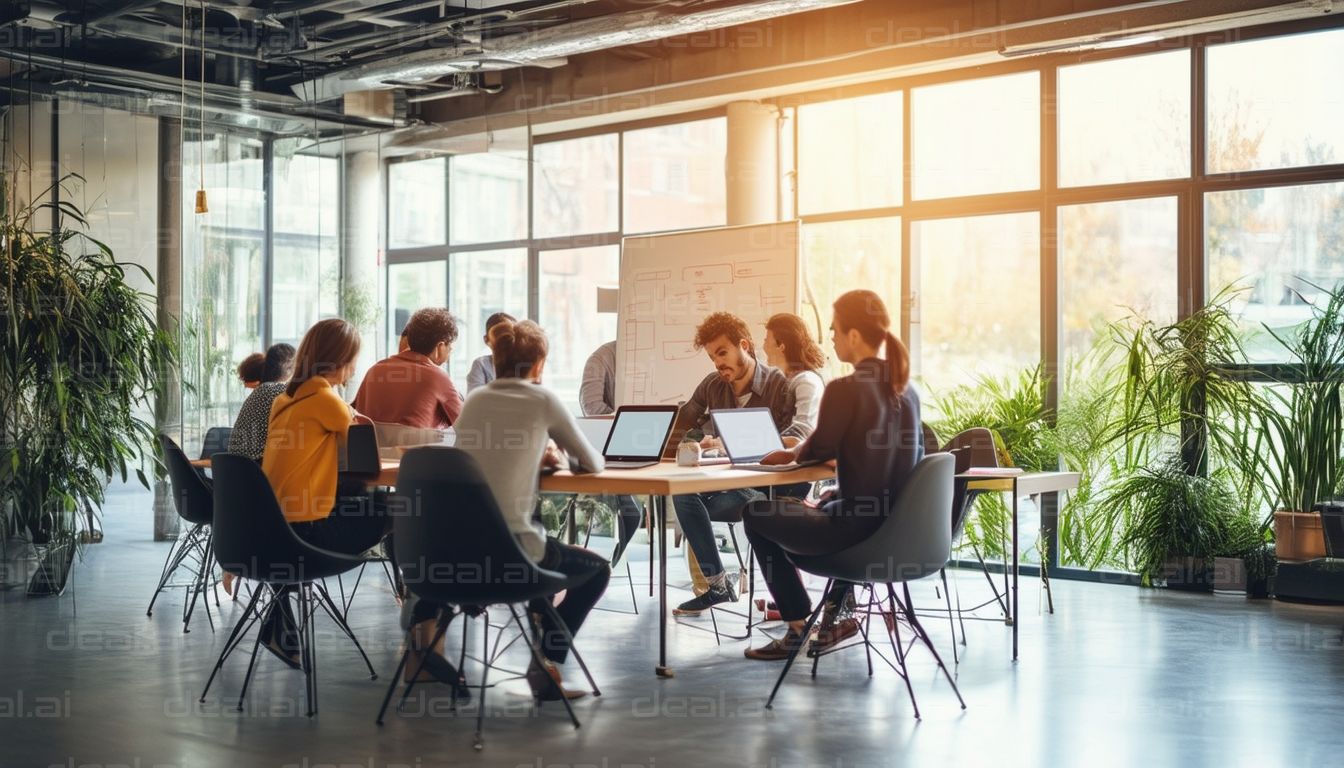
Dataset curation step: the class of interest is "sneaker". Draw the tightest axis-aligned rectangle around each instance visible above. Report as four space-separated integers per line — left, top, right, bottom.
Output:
807 617 860 657
673 581 737 615
744 627 807 660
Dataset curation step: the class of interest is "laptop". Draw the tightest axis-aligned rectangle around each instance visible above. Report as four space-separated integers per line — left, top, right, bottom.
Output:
710 407 823 472
600 405 679 469
576 416 615 454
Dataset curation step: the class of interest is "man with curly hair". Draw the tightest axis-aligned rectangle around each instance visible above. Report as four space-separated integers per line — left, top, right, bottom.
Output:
353 307 464 428
670 311 804 615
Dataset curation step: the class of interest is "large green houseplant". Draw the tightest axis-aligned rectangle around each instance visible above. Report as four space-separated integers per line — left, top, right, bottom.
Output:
0 178 175 594
1252 284 1344 560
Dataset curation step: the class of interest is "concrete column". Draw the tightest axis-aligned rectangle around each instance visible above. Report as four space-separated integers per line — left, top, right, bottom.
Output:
153 117 183 541
343 149 382 396
725 101 780 226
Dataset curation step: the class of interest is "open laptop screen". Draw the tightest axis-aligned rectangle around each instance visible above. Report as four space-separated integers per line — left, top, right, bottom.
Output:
603 406 678 462
711 407 785 464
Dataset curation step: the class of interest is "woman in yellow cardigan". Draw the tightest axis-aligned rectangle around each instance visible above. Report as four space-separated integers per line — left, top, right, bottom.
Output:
258 318 389 666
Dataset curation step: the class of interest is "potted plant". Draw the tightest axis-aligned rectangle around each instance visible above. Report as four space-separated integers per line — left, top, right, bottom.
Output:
1250 284 1344 561
0 177 175 595
1106 454 1248 588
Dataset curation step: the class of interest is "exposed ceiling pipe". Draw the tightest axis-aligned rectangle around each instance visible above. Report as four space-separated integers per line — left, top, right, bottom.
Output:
294 0 861 100
308 0 479 34
89 16 270 63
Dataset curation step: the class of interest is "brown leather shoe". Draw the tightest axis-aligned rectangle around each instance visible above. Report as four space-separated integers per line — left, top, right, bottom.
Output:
744 627 807 660
526 659 587 702
808 617 860 657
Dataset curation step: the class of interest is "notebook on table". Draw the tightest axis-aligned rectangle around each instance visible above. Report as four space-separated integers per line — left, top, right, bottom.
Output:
709 407 824 472
599 405 680 469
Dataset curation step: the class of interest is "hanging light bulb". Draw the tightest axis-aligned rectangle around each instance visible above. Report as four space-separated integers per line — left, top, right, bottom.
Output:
195 0 209 214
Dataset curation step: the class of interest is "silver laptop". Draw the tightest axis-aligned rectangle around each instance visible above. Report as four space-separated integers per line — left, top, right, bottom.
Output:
711 407 823 472
600 405 679 469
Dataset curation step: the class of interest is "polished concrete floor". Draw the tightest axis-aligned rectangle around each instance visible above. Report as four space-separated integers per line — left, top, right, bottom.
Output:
5 480 1344 768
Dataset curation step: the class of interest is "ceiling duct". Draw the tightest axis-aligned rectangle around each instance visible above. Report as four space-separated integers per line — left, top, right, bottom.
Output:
293 0 860 101
998 0 1334 57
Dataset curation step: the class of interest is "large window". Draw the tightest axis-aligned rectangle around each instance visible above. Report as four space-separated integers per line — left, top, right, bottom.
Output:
798 92 903 215
272 149 340 346
389 157 446 248
623 119 727 234
913 213 1040 392
911 73 1040 200
1060 198 1179 361
539 246 621 412
1206 28 1344 173
1058 51 1190 187
1207 182 1344 362
180 132 265 446
388 260 448 354
533 135 619 240
448 249 528 386
450 151 528 244
801 217 902 378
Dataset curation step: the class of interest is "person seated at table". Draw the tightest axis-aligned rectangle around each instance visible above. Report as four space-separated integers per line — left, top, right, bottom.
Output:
763 313 826 438
237 352 265 389
577 339 644 564
452 320 610 701
740 289 924 660
258 318 391 668
353 307 463 428
228 343 296 462
670 311 804 616
466 312 516 393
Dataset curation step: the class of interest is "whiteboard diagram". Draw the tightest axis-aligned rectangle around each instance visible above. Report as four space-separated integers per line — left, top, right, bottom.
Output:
617 221 800 407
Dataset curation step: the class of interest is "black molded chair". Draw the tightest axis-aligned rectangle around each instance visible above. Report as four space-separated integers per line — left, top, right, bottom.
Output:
200 453 377 717
764 453 966 718
147 434 217 633
376 446 599 750
199 426 232 459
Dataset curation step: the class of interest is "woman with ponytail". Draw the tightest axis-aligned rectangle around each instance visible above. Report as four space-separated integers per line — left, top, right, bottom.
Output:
740 290 924 660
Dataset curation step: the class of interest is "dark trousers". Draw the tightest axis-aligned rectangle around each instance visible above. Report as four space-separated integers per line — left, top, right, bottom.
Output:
741 497 884 622
672 489 763 578
264 494 390 651
597 494 645 564
531 539 611 665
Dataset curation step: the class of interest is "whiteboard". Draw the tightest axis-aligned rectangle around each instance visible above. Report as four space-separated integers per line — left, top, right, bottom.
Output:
616 221 800 407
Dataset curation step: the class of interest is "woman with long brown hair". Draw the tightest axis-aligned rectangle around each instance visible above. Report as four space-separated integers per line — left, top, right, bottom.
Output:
259 318 389 666
763 312 827 437
740 290 923 660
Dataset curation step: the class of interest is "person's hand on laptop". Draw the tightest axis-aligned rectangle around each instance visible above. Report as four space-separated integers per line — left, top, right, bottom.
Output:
698 435 723 452
759 447 800 465
781 436 801 448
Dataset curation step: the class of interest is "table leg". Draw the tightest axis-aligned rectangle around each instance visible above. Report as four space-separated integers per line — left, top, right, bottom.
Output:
1011 490 1019 662
656 494 673 678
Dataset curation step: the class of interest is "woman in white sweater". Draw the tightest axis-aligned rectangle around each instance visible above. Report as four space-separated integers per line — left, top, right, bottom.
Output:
453 320 610 701
763 312 827 437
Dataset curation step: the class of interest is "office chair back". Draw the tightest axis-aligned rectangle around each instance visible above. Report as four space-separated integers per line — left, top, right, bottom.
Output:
200 426 233 459
393 446 571 606
790 453 954 584
159 434 214 527
940 427 999 538
210 453 367 584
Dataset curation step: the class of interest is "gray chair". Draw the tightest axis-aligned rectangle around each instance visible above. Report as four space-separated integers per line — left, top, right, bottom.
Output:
199 426 232 459
764 453 966 718
147 434 218 632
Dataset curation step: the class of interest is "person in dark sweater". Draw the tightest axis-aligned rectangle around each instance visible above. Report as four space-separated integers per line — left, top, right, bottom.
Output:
740 289 924 660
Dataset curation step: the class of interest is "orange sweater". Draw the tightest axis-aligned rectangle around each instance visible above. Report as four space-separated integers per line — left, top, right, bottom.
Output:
262 377 353 523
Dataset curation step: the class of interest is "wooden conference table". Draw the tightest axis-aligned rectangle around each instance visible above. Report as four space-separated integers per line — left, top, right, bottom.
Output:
194 455 1076 670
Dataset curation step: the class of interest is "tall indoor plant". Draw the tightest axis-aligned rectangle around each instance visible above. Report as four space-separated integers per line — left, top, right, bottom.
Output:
0 177 175 594
1253 284 1344 560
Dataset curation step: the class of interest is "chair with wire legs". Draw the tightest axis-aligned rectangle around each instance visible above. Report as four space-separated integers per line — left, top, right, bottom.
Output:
199 454 378 717
764 453 966 719
376 447 601 751
556 493 641 614
147 434 218 633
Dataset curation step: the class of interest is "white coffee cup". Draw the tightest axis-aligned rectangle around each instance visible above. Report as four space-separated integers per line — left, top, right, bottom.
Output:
676 441 702 467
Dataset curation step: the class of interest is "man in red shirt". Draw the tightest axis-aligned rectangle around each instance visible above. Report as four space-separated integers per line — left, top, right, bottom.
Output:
353 308 463 428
